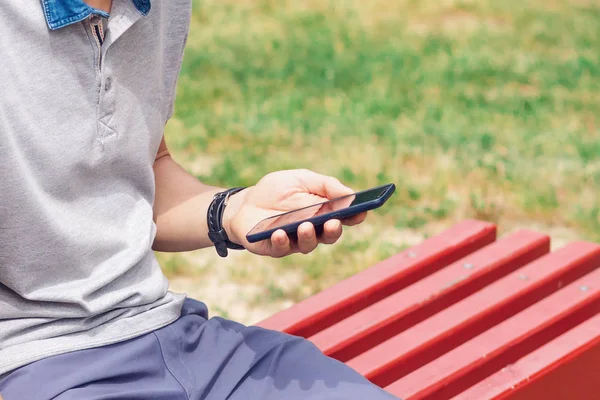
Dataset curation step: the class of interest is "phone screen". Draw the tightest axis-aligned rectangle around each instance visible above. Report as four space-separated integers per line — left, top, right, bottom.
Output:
247 185 389 235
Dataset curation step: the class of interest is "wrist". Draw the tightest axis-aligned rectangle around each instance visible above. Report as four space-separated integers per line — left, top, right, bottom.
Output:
206 187 247 257
222 187 249 245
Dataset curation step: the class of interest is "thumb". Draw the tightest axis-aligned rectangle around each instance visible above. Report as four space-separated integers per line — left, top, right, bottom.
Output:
297 169 354 200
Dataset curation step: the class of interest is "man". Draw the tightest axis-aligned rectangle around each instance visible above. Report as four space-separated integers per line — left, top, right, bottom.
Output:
0 1 400 399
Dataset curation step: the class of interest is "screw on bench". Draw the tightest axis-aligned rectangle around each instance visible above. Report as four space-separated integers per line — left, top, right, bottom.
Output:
580 285 589 292
407 251 417 258
463 263 475 270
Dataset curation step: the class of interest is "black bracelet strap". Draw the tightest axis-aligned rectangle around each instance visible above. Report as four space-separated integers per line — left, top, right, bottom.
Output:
207 187 246 257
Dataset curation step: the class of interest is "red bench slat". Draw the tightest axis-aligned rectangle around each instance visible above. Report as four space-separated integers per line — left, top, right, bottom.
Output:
257 220 496 337
385 267 600 399
346 242 600 387
452 313 600 400
309 230 549 361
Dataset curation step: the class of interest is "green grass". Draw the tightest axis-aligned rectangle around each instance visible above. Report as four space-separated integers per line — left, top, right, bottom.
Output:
160 0 600 305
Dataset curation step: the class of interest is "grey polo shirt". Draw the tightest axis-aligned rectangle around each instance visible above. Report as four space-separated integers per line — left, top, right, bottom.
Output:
0 0 191 375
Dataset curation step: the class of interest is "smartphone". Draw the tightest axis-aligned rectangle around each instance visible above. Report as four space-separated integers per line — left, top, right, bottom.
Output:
245 183 396 243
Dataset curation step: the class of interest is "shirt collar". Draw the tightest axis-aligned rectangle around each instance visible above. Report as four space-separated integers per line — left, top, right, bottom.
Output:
42 0 151 30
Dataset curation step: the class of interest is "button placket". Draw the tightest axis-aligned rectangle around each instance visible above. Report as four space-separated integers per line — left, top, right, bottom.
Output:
90 0 143 143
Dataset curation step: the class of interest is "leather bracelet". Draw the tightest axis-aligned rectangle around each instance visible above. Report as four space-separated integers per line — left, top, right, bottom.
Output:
207 187 246 257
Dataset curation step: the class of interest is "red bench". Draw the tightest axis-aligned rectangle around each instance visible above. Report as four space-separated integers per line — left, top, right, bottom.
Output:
257 220 600 399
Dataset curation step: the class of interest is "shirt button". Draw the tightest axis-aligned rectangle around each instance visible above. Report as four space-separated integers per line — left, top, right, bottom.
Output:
105 77 112 91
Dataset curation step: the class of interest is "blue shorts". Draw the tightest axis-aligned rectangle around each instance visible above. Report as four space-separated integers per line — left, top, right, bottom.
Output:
0 298 400 399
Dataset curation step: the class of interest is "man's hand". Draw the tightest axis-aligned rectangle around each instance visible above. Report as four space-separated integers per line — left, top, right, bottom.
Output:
223 169 366 258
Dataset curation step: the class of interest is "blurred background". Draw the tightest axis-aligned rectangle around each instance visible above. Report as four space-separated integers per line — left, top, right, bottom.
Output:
157 0 600 325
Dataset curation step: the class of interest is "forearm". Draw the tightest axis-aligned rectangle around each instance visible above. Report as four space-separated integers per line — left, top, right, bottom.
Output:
152 152 227 252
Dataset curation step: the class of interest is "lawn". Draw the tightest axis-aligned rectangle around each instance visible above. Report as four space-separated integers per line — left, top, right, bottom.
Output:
158 0 600 324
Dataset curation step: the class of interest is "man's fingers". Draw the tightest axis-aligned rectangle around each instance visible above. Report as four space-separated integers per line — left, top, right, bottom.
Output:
320 219 343 245
270 229 291 258
297 222 318 254
269 219 348 257
342 211 367 226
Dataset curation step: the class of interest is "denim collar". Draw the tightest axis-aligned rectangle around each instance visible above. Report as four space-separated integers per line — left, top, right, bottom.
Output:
42 0 151 30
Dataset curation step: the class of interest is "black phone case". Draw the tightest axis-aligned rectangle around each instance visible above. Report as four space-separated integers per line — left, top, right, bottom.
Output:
245 183 395 243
